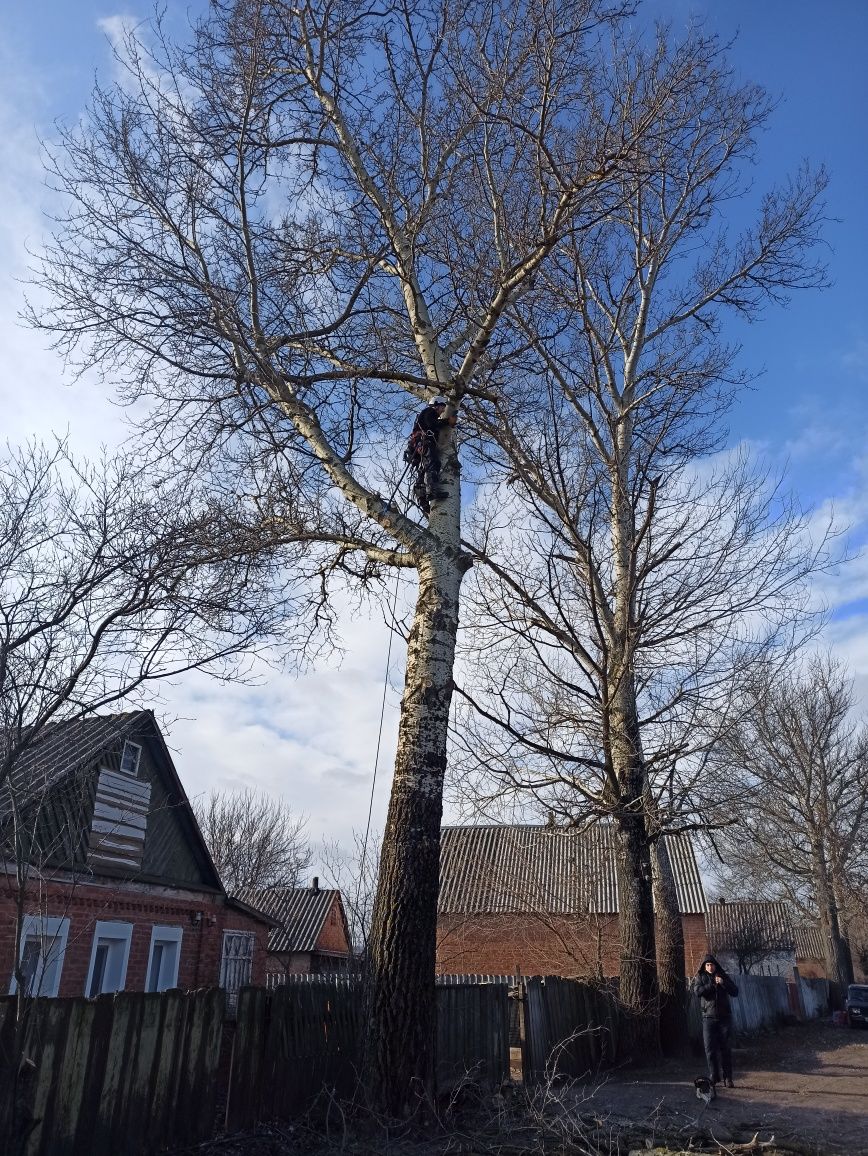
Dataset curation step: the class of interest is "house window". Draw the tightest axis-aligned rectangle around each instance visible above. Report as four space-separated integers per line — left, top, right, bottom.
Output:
85 921 133 997
119 740 142 776
9 915 70 997
146 925 183 992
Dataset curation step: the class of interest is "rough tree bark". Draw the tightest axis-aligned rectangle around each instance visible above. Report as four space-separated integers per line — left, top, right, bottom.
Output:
608 677 658 1043
652 837 688 1054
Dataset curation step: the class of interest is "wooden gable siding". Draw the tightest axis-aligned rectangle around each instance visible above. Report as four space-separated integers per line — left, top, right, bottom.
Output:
87 767 151 872
134 737 216 887
3 713 220 892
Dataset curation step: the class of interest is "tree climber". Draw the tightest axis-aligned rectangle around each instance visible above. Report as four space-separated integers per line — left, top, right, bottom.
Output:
404 399 456 514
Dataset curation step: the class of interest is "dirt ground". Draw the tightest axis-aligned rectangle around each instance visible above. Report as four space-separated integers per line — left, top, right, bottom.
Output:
183 1020 868 1156
582 1018 868 1155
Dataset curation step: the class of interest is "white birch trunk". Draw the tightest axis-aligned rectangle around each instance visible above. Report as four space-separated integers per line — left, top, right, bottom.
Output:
362 424 470 1112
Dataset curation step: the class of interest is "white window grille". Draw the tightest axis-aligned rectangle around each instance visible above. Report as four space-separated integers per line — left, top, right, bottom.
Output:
119 740 142 776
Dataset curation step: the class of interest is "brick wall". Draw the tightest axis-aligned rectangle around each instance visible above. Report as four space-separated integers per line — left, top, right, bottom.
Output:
796 956 827 980
0 874 270 997
264 951 312 978
436 911 709 978
313 896 351 955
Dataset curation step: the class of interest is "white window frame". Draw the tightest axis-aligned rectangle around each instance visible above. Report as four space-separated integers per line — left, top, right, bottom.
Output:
119 739 142 776
84 921 133 997
145 925 183 992
9 915 70 997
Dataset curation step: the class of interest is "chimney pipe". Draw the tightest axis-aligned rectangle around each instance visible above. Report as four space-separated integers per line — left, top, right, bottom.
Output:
312 876 319 891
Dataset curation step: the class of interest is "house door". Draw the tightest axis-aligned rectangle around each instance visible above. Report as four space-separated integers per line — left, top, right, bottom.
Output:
220 931 254 1014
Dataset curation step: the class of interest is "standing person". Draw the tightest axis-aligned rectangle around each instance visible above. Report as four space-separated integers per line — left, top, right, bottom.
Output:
404 399 456 514
693 954 739 1088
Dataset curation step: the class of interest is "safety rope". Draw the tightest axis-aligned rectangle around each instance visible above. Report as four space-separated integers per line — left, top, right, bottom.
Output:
354 461 413 918
355 566 402 921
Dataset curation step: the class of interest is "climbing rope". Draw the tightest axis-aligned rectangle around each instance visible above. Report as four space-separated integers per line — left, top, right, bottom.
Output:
353 459 416 919
355 565 402 921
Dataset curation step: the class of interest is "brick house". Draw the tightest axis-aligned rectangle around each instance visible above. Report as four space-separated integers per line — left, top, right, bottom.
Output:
436 824 708 977
236 881 353 977
1 711 275 1001
705 898 796 976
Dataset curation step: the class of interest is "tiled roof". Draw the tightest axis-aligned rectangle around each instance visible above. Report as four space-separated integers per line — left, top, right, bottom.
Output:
438 824 706 915
1 712 148 816
235 886 340 953
795 924 826 960
706 900 795 951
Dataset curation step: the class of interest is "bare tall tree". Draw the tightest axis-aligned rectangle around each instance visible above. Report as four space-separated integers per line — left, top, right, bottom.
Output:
31 0 653 1109
708 655 868 991
193 786 311 892
452 26 828 1048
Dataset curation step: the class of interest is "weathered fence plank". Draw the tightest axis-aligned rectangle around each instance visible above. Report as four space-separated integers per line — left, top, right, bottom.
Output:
799 977 829 1019
0 989 222 1156
522 977 623 1084
435 983 509 1092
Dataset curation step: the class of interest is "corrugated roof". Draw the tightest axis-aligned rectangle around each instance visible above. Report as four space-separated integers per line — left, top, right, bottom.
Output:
1 712 146 815
438 824 706 915
706 900 795 951
235 886 340 953
794 924 826 961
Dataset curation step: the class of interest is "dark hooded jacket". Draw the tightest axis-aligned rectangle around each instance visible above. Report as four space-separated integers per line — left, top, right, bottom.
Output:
693 954 738 1020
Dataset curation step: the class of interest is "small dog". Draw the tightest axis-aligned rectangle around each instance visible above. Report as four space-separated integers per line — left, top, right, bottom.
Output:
694 1076 716 1104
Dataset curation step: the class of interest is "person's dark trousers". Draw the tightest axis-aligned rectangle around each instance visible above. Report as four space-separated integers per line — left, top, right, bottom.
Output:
421 443 441 496
702 1018 733 1083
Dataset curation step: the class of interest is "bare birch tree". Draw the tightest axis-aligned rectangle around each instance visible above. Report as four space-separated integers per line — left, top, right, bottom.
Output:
708 655 868 991
29 0 655 1109
452 27 828 1048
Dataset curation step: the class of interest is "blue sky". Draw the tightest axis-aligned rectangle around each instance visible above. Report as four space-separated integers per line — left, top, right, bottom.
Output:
1 1 867 851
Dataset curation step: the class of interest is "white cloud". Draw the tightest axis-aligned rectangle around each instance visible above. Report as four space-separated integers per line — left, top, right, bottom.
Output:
0 53 128 456
841 338 868 381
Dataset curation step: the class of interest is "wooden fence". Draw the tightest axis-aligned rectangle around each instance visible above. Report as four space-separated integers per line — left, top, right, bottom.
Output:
226 978 360 1131
523 976 621 1082
2 972 829 1154
436 982 510 1090
0 988 223 1156
227 977 511 1130
798 976 830 1019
